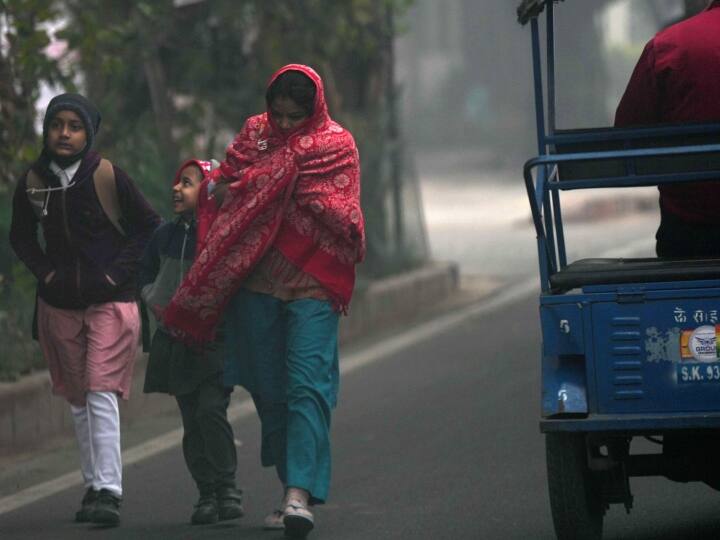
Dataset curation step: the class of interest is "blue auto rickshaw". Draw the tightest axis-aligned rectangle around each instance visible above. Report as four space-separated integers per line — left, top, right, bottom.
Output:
518 1 720 538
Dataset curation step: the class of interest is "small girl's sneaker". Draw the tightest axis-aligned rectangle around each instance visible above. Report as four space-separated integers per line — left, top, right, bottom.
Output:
216 486 244 521
283 499 314 538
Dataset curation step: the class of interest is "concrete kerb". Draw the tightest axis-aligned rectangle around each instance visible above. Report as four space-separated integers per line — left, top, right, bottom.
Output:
0 262 459 452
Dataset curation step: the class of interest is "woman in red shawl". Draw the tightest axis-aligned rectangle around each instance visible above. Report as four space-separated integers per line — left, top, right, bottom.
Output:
163 64 365 537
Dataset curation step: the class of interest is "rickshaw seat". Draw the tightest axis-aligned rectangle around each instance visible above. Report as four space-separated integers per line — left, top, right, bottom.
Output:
553 126 720 182
550 257 720 290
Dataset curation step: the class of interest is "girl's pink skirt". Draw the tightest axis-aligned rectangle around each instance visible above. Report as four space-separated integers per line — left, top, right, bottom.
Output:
36 298 141 407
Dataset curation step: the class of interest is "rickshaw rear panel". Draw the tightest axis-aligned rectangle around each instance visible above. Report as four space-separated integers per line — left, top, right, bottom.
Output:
542 281 720 422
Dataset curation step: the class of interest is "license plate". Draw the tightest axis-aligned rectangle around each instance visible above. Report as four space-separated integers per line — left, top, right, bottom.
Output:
678 362 720 383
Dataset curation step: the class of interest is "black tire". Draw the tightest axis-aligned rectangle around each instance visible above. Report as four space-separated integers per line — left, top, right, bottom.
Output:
546 432 604 540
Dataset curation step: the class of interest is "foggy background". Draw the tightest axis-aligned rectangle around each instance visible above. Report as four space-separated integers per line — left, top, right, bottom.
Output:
397 0 693 282
398 0 689 160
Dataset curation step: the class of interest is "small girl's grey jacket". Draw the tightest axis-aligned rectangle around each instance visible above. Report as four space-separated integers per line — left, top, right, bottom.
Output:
139 217 224 396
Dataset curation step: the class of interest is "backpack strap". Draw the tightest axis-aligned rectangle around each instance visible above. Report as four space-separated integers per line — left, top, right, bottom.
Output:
93 158 126 236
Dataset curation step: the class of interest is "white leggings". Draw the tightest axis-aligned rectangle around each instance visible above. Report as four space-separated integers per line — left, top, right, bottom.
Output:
70 391 122 497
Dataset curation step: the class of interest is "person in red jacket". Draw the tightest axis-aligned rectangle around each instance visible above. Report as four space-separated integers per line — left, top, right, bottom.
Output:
615 0 720 257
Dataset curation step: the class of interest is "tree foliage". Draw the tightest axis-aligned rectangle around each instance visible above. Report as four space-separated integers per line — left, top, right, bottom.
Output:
0 0 418 379
0 0 74 379
0 0 69 186
52 1 411 210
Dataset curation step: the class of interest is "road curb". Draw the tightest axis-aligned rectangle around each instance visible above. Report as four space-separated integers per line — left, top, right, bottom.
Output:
0 262 459 452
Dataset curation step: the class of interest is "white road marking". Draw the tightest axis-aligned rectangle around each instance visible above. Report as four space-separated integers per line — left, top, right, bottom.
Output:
0 238 650 516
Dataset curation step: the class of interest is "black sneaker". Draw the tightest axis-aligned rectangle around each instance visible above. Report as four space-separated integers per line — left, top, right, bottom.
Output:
89 489 121 526
191 494 218 525
75 488 99 523
216 486 244 521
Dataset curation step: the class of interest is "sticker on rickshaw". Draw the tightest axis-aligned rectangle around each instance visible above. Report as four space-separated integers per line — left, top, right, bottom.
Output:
677 325 720 382
681 325 720 361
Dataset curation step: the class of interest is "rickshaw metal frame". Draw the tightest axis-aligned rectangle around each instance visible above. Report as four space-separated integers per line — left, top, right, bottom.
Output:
524 0 720 294
522 0 720 433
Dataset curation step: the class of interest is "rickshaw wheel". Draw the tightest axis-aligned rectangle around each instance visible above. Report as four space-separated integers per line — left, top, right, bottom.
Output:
546 432 604 540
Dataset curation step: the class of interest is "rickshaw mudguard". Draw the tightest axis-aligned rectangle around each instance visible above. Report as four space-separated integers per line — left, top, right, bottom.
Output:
542 358 588 417
541 299 588 416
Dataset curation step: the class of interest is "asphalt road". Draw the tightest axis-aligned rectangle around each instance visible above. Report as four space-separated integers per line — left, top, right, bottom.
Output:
2 156 718 539
3 284 720 539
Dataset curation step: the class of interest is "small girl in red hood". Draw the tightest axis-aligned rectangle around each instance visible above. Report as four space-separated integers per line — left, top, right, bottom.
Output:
138 159 243 526
163 65 365 537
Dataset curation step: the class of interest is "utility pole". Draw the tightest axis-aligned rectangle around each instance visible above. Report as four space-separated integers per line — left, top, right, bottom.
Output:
385 4 404 254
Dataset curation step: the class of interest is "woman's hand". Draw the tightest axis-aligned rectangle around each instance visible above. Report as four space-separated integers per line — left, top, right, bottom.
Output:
211 181 229 209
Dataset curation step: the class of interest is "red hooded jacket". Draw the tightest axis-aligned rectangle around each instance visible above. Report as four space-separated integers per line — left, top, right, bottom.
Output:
615 2 720 224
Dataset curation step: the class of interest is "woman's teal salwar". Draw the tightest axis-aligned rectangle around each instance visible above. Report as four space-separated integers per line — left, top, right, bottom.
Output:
225 288 339 503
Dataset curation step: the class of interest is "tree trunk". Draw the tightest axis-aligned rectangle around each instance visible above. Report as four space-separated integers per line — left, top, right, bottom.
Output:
133 7 177 175
141 49 176 171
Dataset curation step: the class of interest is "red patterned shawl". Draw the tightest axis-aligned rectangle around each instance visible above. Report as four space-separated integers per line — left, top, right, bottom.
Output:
163 64 365 343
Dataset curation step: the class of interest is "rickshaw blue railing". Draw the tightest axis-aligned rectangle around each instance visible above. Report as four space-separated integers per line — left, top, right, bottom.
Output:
547 123 720 145
524 140 720 292
522 0 720 295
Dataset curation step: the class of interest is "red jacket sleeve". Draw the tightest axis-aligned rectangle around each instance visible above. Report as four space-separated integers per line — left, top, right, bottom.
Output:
615 40 661 127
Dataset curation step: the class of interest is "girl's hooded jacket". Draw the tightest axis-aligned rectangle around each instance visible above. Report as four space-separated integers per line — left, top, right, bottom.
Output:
138 159 223 395
163 64 365 344
10 151 161 309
